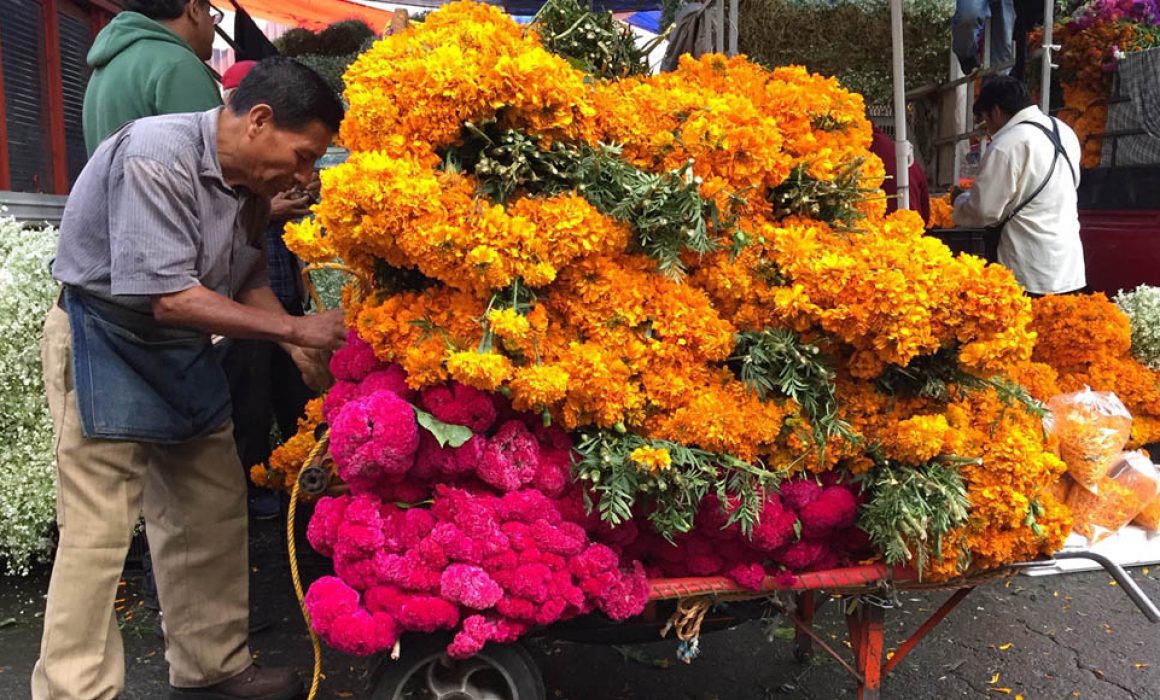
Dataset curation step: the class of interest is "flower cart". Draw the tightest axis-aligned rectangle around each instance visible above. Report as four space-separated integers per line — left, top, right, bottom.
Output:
249 3 1160 700
290 455 1160 700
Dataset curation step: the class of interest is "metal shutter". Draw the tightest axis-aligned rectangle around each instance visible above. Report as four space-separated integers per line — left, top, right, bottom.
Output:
1 0 52 193
58 4 92 187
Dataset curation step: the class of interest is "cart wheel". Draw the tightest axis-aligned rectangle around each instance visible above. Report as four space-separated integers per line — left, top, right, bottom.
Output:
793 644 813 664
366 634 546 700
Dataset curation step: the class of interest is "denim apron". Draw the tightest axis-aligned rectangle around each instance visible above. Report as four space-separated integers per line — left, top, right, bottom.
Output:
63 286 231 443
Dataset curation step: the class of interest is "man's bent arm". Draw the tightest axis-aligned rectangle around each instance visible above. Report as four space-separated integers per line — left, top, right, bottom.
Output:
152 285 344 349
953 147 1018 228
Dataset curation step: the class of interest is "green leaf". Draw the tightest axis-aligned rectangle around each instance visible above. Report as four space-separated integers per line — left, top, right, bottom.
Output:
413 407 473 448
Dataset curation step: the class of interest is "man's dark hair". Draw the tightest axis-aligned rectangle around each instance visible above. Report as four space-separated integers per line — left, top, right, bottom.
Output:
972 75 1034 119
127 0 204 21
229 57 345 134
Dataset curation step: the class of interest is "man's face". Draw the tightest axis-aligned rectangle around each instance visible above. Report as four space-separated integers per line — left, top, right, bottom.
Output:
190 0 220 62
977 106 1007 136
238 105 332 197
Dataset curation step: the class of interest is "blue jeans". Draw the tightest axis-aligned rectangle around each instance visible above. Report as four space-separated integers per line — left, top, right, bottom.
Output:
952 0 1015 71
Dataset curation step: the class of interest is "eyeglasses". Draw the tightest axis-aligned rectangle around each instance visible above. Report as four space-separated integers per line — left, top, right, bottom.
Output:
207 3 224 25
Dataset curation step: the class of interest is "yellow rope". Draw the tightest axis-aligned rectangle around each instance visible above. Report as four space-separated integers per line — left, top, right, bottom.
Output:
660 595 712 642
288 433 331 700
301 262 370 312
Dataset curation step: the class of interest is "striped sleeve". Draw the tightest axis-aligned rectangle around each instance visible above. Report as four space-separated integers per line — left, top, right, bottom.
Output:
108 156 202 297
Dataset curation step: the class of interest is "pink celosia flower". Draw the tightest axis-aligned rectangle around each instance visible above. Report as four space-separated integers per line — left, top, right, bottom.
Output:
728 562 767 591
477 421 540 492
775 540 827 570
779 478 823 511
412 431 458 480
306 496 350 558
304 576 359 633
496 489 560 524
330 391 420 491
329 331 382 382
440 563 504 610
452 434 488 475
531 520 587 556
324 608 398 657
323 380 362 424
696 494 743 541
799 487 859 540
421 383 497 433
750 497 798 553
359 366 416 403
531 445 572 498
591 561 649 621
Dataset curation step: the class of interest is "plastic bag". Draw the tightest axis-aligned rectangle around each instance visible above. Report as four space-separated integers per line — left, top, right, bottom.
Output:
1067 451 1160 543
1047 388 1133 493
1045 475 1072 504
1134 493 1160 532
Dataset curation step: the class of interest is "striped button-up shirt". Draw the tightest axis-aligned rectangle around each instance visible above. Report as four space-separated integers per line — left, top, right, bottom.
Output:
53 108 269 313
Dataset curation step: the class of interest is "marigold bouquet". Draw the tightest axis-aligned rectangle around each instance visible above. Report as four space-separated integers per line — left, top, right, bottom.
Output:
270 0 1076 658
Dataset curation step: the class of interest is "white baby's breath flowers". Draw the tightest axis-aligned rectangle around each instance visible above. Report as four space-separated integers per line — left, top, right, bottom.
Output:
0 215 59 575
1115 285 1160 372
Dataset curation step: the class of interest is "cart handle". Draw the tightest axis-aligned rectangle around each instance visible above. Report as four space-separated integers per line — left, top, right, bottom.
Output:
1048 550 1160 623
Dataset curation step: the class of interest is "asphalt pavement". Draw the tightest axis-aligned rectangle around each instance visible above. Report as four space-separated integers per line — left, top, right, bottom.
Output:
2 515 1159 700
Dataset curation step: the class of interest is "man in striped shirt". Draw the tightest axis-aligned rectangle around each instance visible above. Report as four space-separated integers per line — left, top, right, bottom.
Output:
34 58 343 700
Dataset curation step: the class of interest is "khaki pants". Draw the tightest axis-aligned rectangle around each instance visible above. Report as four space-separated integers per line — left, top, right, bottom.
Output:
32 306 251 699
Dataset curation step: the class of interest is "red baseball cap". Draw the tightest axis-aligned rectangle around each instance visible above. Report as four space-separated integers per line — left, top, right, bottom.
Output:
221 60 257 90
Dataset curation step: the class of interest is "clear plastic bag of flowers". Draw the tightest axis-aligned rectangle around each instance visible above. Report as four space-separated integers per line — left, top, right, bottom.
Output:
1133 491 1160 532
1046 387 1133 493
1066 451 1160 543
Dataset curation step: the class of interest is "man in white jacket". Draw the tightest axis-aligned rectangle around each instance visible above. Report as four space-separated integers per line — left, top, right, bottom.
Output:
953 76 1087 295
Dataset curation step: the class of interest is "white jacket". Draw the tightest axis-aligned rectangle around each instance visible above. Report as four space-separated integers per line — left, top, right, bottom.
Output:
953 106 1086 294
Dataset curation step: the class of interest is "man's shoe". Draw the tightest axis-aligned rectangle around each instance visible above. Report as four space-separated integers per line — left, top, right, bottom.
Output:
958 55 981 76
170 664 304 700
248 489 281 520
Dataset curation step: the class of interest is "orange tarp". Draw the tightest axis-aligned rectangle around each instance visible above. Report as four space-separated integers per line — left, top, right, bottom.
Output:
230 0 399 31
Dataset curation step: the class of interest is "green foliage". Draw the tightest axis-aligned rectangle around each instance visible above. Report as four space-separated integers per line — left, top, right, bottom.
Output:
414 408 474 448
857 459 972 577
316 19 376 56
447 126 726 280
573 429 784 540
731 329 858 454
532 0 651 79
0 215 59 575
274 27 321 57
768 162 875 228
277 20 375 58
739 0 954 105
875 346 1047 422
1115 285 1160 371
292 53 359 95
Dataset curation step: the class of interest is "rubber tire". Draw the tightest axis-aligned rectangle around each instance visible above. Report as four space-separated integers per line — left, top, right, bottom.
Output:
366 633 546 700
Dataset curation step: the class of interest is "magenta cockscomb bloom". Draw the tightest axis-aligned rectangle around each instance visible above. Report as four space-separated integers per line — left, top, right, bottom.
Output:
306 495 350 558
421 383 498 433
750 497 798 553
329 331 382 382
799 487 859 540
477 420 540 492
330 390 420 491
440 563 505 610
779 478 823 511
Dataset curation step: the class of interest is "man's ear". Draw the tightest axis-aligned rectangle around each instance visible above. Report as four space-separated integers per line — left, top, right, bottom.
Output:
246 104 275 137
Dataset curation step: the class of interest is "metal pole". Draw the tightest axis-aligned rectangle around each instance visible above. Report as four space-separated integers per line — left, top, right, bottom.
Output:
890 0 910 210
1040 0 1055 111
716 0 725 54
728 0 739 56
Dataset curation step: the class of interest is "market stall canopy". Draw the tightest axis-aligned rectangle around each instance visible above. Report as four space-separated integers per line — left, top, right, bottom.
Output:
232 0 399 30
349 0 661 16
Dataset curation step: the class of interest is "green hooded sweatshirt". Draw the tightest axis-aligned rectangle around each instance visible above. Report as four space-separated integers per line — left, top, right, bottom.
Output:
83 11 222 156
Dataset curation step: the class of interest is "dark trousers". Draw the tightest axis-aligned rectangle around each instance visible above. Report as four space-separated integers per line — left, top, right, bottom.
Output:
217 339 315 482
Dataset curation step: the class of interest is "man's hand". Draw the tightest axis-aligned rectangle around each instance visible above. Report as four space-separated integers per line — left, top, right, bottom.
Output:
269 190 312 221
289 308 347 351
287 346 333 392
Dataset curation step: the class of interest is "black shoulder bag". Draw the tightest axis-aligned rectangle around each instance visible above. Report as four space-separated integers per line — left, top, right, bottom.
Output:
983 118 1078 262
